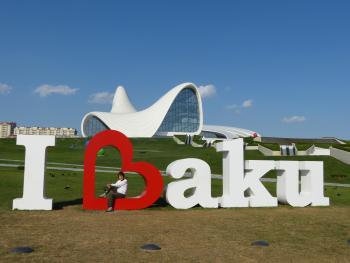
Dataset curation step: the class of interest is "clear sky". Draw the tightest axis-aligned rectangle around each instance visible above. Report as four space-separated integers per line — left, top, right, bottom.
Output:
0 0 349 138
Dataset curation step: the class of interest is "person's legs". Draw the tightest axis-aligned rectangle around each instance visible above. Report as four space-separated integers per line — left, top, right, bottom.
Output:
106 187 118 211
106 191 125 212
112 193 126 208
99 186 112 198
115 193 126 200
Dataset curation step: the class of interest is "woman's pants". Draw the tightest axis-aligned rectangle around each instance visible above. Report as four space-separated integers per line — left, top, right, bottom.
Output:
106 187 126 208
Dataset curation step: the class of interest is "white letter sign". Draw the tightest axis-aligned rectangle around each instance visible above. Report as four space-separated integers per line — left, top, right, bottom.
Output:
166 158 219 209
12 135 55 210
166 138 329 209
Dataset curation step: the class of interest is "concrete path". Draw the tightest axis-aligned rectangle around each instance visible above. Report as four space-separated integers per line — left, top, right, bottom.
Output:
1 160 350 188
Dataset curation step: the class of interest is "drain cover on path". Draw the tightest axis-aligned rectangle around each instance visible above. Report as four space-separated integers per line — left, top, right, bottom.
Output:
141 244 161 251
251 240 269 247
10 247 34 254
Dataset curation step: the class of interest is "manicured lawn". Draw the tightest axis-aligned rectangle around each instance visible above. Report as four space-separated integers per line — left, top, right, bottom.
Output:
333 144 350 152
259 143 281 151
245 150 350 184
0 137 223 173
295 143 313 151
314 143 335 149
1 140 350 262
1 138 350 211
243 137 259 146
1 163 349 211
1 138 350 184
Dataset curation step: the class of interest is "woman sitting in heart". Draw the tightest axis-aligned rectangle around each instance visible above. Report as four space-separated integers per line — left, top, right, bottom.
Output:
100 171 128 212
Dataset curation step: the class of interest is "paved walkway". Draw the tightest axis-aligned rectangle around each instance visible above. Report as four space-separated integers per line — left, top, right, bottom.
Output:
1 159 350 188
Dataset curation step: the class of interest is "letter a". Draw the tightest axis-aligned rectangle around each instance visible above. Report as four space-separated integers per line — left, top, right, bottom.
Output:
166 158 218 209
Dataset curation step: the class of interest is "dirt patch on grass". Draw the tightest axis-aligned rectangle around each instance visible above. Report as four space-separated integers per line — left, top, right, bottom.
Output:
0 206 350 262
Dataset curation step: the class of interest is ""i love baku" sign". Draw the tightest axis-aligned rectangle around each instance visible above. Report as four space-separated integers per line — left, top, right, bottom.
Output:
12 130 330 211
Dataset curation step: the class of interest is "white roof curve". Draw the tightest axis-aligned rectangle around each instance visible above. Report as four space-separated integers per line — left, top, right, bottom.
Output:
81 82 203 138
111 86 137 114
202 125 260 139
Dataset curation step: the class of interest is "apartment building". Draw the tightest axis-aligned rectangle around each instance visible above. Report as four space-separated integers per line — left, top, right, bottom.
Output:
0 122 16 138
14 127 77 138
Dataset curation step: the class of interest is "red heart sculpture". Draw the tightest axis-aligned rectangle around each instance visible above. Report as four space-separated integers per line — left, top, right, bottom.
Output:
83 130 164 210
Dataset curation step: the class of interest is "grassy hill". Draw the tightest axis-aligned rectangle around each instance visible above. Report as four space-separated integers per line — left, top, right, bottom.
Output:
0 137 350 210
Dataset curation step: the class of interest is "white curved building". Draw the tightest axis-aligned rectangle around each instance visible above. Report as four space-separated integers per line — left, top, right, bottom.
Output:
82 83 203 138
201 125 260 140
81 82 260 139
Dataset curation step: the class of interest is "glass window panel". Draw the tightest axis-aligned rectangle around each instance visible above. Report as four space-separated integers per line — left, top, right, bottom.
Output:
156 88 200 133
83 116 109 137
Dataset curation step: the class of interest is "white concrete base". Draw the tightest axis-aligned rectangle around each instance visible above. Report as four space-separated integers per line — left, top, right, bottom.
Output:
13 198 52 210
305 146 330 156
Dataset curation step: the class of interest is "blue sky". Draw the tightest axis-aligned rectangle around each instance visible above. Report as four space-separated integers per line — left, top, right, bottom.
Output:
0 0 349 138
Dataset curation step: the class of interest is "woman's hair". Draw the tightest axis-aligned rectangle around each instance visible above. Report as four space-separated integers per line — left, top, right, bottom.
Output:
117 171 125 179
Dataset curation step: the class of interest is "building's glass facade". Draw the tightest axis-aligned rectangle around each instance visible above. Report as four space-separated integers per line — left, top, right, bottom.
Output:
156 88 200 134
83 116 109 137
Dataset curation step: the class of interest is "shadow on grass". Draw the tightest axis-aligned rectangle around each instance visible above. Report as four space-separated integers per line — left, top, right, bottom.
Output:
150 197 168 208
53 197 169 210
53 198 83 210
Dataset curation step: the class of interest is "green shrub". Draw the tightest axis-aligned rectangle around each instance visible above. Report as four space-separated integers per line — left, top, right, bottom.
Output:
192 135 205 144
244 137 259 146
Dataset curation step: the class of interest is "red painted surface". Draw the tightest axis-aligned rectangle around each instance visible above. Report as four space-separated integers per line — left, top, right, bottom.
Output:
83 130 164 210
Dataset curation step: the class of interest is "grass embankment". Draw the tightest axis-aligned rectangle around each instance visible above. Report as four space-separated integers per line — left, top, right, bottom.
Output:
1 164 350 211
0 137 223 173
245 150 350 184
244 137 259 146
259 143 281 151
1 138 350 210
294 144 313 151
295 143 336 151
333 144 350 152
1 138 350 184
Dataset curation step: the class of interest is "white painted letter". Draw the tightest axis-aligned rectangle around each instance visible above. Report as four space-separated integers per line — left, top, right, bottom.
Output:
166 158 218 209
276 161 311 207
12 135 55 210
299 161 329 206
216 140 277 208
216 139 247 207
244 161 278 207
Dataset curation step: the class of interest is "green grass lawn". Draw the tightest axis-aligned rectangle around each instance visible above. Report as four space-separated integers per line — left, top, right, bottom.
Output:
1 165 349 211
295 143 313 151
259 143 281 151
1 138 350 262
333 144 350 152
243 137 259 146
2 138 350 181
0 137 224 173
245 150 350 184
1 138 350 210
